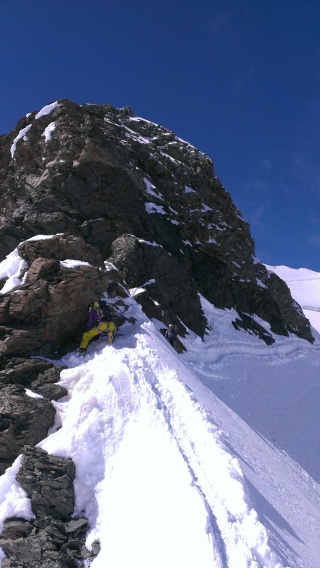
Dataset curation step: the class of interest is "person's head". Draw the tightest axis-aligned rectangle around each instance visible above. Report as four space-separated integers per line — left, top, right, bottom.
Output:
88 301 99 311
169 324 173 329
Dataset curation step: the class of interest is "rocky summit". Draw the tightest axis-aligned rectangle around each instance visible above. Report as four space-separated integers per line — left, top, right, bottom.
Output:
0 99 313 349
0 99 314 566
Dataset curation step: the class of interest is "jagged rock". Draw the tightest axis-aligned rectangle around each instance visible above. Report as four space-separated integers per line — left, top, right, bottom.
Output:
108 234 207 336
16 446 75 519
256 264 314 342
0 447 97 568
0 386 55 474
24 258 60 285
0 357 60 383
0 357 67 401
232 312 275 345
0 521 89 567
30 367 67 401
0 519 34 540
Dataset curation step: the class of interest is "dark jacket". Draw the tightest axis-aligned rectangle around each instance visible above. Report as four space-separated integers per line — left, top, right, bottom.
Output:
165 325 178 341
86 309 103 330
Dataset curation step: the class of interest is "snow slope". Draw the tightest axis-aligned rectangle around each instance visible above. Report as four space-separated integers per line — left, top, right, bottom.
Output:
1 248 320 567
182 298 320 568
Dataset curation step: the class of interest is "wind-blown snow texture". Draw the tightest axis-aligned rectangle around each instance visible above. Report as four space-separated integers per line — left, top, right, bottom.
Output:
1 250 320 567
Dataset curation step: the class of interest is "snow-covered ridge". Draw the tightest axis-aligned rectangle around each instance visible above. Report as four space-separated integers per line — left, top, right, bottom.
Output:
0 319 283 567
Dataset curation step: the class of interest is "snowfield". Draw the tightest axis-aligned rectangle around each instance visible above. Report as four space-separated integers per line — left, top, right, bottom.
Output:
0 252 320 567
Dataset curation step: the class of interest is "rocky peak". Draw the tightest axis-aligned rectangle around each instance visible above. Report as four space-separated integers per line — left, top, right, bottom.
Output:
0 99 314 347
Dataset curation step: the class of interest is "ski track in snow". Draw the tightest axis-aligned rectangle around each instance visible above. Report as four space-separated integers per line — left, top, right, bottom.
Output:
181 297 320 568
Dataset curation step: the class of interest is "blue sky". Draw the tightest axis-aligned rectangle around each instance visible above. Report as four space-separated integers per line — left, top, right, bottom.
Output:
1 0 320 270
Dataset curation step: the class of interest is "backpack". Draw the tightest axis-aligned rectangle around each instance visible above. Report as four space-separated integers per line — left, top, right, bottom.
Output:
98 300 112 322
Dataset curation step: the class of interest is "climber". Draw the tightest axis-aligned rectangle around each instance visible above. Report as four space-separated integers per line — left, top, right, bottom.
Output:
165 322 178 348
79 301 116 355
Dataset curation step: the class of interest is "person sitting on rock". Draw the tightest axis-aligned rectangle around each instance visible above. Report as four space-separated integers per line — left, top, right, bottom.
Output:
79 301 116 355
165 322 178 348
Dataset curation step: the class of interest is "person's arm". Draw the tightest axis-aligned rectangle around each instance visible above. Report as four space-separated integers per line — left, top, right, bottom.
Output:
86 310 96 330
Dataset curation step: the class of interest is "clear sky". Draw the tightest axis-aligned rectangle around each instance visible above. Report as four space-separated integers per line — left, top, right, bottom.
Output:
1 0 320 270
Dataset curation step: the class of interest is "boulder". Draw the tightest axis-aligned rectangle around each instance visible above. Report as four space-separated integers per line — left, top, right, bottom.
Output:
18 233 104 269
16 446 75 520
0 235 110 358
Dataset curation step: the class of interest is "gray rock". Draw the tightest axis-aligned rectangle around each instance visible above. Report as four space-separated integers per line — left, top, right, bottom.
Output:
16 446 75 519
0 386 55 475
0 447 98 568
0 357 67 401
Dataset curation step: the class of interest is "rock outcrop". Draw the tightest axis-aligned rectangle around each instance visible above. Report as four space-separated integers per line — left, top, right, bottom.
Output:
0 446 99 567
0 357 67 401
0 355 69 474
0 385 55 475
0 234 110 359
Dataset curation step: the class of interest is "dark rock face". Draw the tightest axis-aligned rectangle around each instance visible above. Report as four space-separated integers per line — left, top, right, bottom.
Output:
0 446 99 567
108 233 206 336
257 266 314 342
0 385 55 475
16 446 75 520
0 356 64 475
0 99 313 343
0 357 67 401
0 233 131 476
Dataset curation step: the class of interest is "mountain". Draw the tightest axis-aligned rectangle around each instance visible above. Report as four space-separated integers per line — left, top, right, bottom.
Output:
0 102 320 567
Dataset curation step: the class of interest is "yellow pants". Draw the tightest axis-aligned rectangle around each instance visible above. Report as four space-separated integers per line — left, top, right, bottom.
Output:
80 321 116 350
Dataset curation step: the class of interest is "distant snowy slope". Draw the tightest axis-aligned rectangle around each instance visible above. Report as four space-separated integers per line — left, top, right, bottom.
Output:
265 264 320 333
